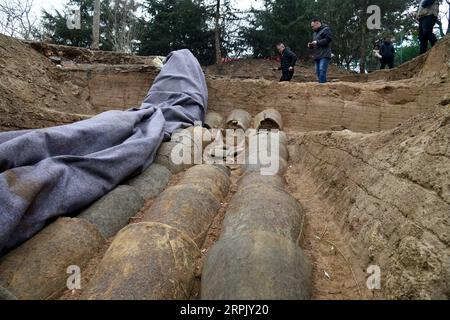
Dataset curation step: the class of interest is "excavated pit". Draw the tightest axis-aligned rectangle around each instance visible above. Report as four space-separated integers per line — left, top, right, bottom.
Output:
0 34 449 300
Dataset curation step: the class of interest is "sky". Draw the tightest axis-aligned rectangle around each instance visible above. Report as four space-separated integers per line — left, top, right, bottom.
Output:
34 0 64 14
34 0 448 31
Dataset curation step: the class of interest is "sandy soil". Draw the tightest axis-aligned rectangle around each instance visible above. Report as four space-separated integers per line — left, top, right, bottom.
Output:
288 104 450 299
285 165 373 300
205 58 355 83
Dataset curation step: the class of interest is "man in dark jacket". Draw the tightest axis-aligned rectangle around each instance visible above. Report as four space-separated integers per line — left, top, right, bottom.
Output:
276 43 298 82
417 0 440 54
380 38 395 69
308 18 332 84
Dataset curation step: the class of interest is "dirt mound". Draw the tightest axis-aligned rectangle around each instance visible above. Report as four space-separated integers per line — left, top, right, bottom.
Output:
288 103 450 299
417 35 450 83
205 58 354 82
0 34 93 131
0 35 162 131
342 35 450 83
24 41 161 66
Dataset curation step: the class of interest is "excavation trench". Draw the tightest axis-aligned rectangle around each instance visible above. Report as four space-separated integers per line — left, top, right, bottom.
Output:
1 35 449 300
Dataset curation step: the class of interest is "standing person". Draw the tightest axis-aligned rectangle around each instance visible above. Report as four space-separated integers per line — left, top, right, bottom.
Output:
417 0 440 54
276 43 298 82
368 44 382 73
308 18 332 84
373 44 382 60
380 38 395 69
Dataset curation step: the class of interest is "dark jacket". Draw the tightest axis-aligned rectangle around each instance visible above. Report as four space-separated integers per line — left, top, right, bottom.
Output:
279 48 298 73
312 25 332 60
380 41 395 60
421 0 436 8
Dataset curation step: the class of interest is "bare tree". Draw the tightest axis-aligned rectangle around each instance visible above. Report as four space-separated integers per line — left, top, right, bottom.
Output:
109 0 140 53
446 0 450 34
437 19 445 37
0 0 36 39
359 0 369 74
92 0 100 49
436 0 450 36
214 0 221 64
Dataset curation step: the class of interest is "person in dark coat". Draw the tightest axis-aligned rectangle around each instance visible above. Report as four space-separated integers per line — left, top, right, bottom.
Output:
380 38 395 69
308 18 332 84
417 0 440 54
276 43 298 82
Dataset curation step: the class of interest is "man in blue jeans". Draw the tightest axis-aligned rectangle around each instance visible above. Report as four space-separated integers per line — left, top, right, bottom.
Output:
308 18 332 84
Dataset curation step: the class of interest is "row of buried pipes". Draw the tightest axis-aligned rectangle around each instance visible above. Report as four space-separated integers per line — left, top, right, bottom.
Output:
0 108 312 300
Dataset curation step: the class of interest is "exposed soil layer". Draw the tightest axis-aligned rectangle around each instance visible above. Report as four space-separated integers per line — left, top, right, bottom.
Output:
0 35 161 131
207 78 449 133
288 105 450 299
2 34 449 134
0 35 92 131
23 40 161 65
206 58 355 82
285 165 373 300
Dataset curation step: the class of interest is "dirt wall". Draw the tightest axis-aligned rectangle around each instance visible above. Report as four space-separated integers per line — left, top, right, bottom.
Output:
288 105 450 299
67 66 158 113
207 78 449 133
2 34 449 134
0 35 93 131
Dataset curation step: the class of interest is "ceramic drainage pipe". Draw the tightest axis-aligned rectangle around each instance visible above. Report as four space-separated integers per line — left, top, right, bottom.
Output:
201 230 312 300
82 223 199 300
254 109 284 131
0 218 105 300
78 185 145 238
123 163 172 199
226 109 252 131
143 184 222 247
204 112 224 129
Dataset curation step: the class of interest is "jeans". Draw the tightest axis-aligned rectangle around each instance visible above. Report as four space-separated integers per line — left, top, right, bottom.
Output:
315 58 330 84
419 15 438 54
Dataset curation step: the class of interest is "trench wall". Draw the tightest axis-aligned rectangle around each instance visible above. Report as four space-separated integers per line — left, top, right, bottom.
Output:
65 66 448 133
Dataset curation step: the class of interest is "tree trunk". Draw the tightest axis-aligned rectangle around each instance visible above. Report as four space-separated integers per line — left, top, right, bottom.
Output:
92 0 101 50
437 20 445 37
345 59 352 70
447 0 450 34
359 0 368 74
214 0 222 65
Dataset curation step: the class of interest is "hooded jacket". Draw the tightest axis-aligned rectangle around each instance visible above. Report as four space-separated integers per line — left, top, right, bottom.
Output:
380 41 395 60
312 24 333 60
